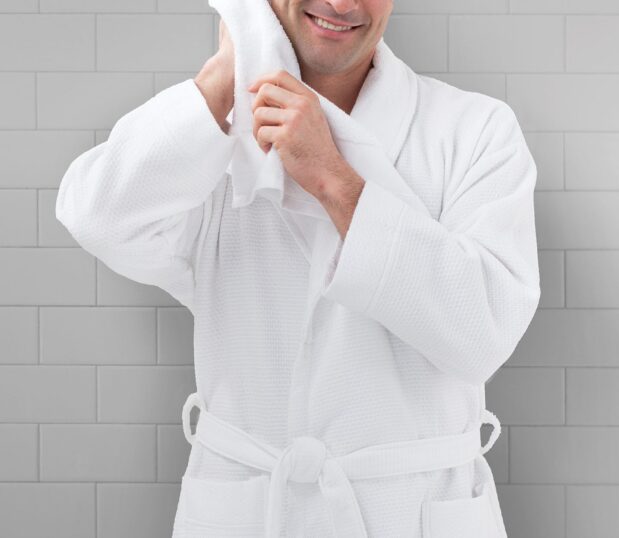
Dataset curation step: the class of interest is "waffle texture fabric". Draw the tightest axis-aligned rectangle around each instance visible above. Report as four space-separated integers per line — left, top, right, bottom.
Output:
56 52 540 537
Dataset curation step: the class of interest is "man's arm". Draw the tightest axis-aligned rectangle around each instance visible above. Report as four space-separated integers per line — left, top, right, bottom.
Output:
318 101 541 386
55 56 236 315
314 158 365 240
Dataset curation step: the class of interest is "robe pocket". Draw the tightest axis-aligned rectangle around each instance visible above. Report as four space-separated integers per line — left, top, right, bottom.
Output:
420 480 503 538
174 473 269 537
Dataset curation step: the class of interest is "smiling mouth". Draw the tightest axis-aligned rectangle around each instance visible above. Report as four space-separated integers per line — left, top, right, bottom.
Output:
305 12 362 33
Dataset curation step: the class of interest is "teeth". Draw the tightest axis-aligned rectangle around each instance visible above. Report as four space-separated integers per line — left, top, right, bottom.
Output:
311 15 353 32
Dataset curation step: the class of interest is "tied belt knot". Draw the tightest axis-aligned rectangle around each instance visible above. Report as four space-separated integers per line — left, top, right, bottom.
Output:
276 435 327 483
181 391 501 538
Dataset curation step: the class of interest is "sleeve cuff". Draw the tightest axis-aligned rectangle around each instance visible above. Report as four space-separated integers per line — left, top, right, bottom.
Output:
156 78 238 182
321 179 408 313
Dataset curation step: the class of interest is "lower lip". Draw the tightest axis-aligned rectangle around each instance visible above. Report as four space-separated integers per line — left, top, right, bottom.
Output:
305 13 359 39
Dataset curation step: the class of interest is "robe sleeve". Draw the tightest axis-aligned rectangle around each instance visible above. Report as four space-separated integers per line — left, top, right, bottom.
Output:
55 78 237 314
321 101 541 386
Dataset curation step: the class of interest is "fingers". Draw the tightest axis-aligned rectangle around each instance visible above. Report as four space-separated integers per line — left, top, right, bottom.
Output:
248 69 315 112
253 106 288 152
247 70 315 154
255 125 278 154
251 82 303 113
248 69 306 94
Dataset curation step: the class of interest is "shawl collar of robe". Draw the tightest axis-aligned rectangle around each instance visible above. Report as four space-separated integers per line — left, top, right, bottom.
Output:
210 0 427 297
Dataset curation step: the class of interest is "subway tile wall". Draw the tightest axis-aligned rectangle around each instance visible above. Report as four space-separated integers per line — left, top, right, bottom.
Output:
1 0 617 536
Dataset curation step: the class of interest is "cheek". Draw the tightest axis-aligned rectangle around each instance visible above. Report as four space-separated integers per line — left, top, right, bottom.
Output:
367 0 392 13
369 0 393 23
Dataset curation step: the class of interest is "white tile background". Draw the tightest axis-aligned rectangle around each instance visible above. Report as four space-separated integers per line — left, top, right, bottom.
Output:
1 0 618 536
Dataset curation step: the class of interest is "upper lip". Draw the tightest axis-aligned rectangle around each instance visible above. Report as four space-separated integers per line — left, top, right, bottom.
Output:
306 12 361 27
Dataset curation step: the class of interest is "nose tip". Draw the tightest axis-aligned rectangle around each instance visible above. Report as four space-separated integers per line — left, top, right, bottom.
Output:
286 436 327 483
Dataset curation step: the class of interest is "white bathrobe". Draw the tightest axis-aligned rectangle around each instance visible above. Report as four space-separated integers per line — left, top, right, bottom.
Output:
55 37 540 538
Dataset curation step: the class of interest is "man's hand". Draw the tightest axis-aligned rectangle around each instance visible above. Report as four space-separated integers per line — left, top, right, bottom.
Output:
194 19 235 133
247 69 345 201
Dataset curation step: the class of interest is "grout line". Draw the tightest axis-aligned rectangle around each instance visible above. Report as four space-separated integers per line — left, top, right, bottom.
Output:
94 482 98 538
37 306 41 365
564 484 567 537
563 131 567 189
564 367 567 425
446 14 450 72
94 14 97 71
507 425 510 483
564 249 567 308
564 15 567 72
37 423 40 480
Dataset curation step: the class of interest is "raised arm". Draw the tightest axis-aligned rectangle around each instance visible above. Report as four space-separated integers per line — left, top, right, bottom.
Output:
55 23 237 315
322 100 541 386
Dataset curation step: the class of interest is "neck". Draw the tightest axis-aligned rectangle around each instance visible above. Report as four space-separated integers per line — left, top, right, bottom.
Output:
299 51 375 115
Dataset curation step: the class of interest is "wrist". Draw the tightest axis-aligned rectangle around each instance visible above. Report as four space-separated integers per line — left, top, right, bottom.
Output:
315 157 364 207
194 57 234 131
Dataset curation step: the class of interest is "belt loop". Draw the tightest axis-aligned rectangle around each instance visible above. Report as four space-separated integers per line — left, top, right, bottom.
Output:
479 409 501 456
182 392 206 445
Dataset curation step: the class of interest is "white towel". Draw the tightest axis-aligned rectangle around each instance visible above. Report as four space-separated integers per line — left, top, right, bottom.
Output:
208 0 426 294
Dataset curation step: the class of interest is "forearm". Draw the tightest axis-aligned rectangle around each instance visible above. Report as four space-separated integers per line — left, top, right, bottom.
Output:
194 55 234 135
315 156 366 239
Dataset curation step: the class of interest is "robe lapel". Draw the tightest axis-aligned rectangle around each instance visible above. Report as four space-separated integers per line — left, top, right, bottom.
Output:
272 37 419 271
350 37 418 167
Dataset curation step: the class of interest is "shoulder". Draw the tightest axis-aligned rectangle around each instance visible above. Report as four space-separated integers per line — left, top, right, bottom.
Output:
413 73 527 160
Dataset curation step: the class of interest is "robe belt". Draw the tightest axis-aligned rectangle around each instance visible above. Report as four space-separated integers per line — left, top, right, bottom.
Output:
181 391 501 538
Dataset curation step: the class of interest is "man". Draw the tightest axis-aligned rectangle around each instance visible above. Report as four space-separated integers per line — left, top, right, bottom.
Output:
56 0 540 536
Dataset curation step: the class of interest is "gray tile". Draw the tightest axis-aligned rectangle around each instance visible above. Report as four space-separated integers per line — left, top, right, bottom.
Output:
97 260 186 307
0 248 95 305
450 15 564 72
40 188 79 246
567 486 619 538
0 424 38 480
567 16 619 72
158 307 194 365
0 365 95 422
497 484 565 538
420 72 506 100
40 306 156 364
97 14 213 72
567 368 619 425
157 0 215 13
567 251 619 307
487 367 565 425
508 74 619 131
41 0 155 12
535 192 619 249
40 424 156 481
0 483 95 538
511 0 619 13
0 131 93 189
0 0 37 11
511 309 619 366
97 483 180 538
393 0 507 13
0 14 94 70
0 189 37 246
0 307 38 364
566 133 619 190
157 425 190 483
524 132 564 191
37 72 153 129
538 250 565 308
98 366 195 423
0 73 35 128
511 426 619 483
385 15 448 72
